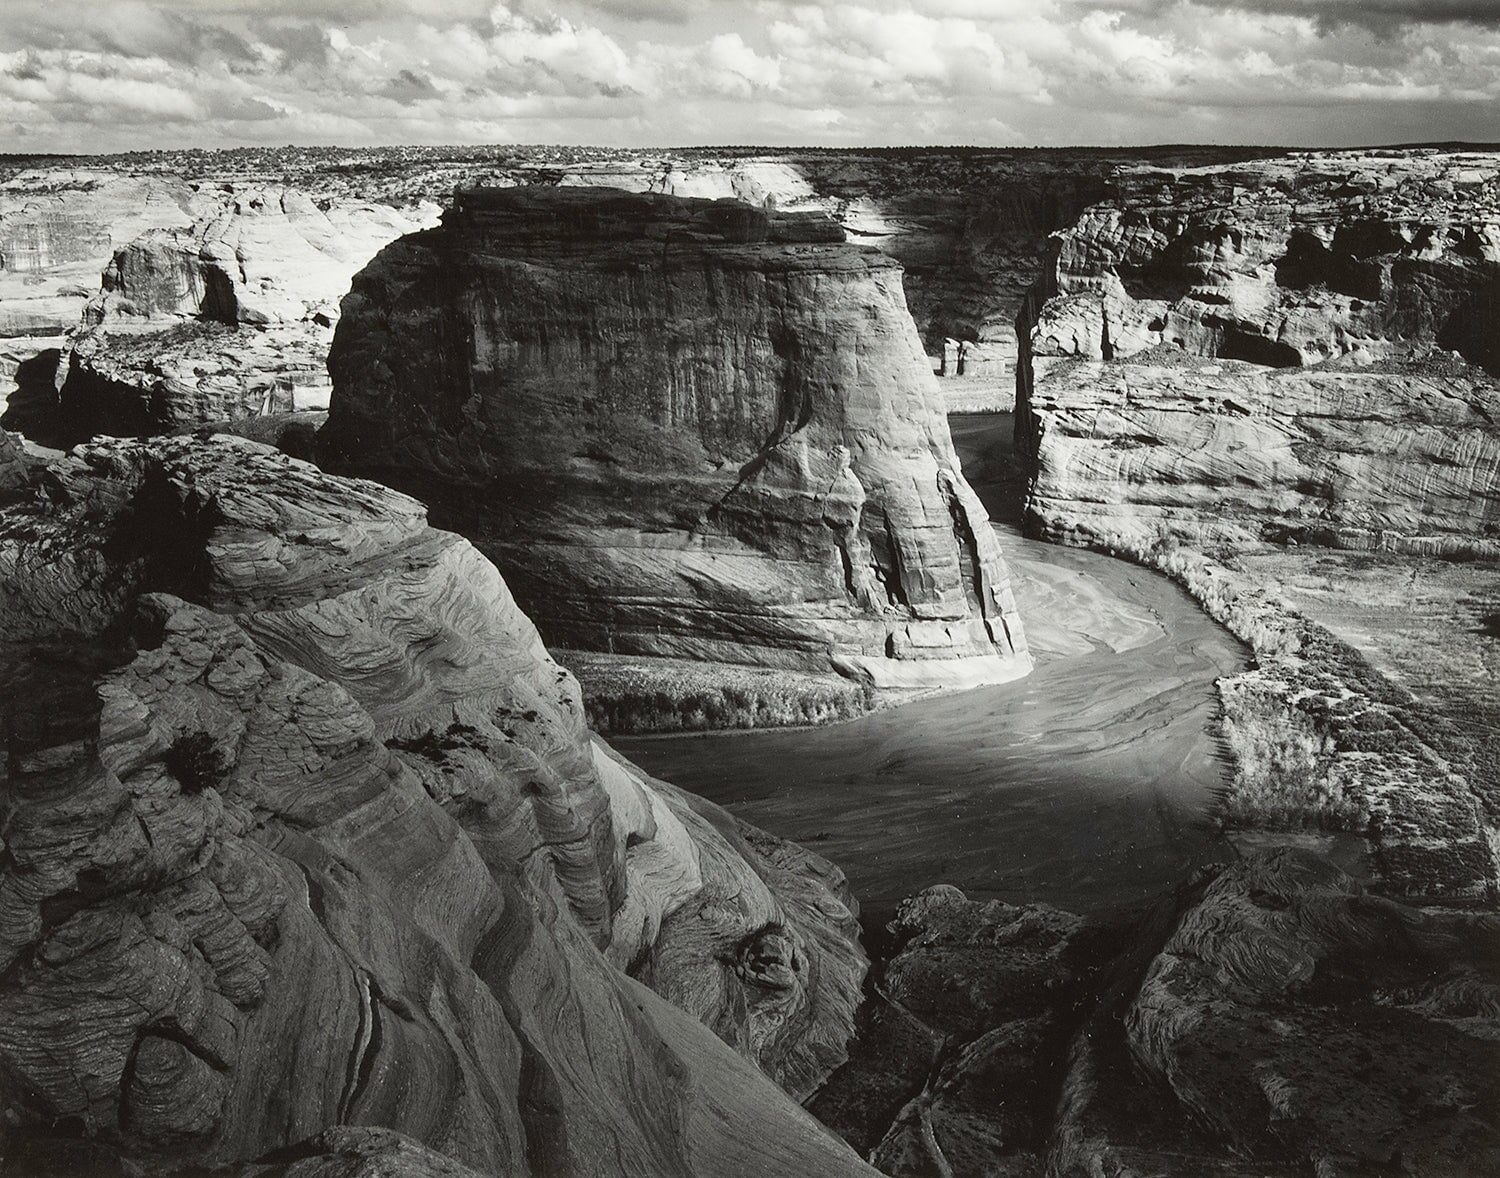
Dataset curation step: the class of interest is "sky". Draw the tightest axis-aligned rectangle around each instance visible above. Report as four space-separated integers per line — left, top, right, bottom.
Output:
2 0 1498 152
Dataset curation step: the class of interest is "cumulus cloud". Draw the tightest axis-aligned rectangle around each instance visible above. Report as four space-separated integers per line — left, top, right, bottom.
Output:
0 0 1494 150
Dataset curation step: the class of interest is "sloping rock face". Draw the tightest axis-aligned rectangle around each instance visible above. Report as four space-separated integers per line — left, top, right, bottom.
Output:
323 187 1030 690
1017 150 1500 554
0 435 868 1175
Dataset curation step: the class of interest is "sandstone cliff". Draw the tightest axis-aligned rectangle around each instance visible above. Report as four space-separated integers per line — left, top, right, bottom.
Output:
0 175 436 447
0 146 1279 438
0 171 196 345
1018 150 1500 554
323 186 1031 691
0 434 869 1175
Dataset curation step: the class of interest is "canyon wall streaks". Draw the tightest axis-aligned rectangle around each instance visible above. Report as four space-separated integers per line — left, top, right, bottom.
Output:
322 186 1031 691
1017 150 1500 555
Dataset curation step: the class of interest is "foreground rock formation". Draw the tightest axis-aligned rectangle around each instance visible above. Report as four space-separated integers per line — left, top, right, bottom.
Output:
0 432 869 1175
1018 150 1500 555
815 851 1500 1176
323 187 1030 692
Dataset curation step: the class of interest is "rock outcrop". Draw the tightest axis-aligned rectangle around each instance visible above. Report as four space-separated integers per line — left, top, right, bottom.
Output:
0 434 869 1175
0 172 196 345
322 186 1030 692
1018 150 1500 554
0 175 437 447
1053 850 1500 1177
815 851 1500 1177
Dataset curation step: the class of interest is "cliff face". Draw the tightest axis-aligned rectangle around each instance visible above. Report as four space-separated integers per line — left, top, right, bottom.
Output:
1017 150 1500 553
0 434 868 1175
0 178 436 447
323 187 1030 690
0 147 1277 437
0 173 197 344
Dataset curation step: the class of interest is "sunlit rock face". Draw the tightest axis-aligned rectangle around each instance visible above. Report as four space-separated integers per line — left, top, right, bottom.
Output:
0 434 869 1175
322 186 1031 691
1017 151 1500 554
1 181 438 447
0 173 197 345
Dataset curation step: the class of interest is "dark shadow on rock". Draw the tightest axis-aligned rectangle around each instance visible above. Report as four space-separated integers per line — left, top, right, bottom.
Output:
0 348 63 445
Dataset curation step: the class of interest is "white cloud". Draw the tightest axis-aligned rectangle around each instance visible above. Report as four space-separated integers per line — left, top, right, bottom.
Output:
0 0 1494 150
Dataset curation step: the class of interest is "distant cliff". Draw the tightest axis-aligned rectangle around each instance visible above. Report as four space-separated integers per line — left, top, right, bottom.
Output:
323 187 1031 692
1016 149 1500 555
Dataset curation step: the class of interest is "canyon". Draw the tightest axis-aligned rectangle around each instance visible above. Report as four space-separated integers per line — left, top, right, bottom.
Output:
1 145 1497 1176
1017 149 1500 556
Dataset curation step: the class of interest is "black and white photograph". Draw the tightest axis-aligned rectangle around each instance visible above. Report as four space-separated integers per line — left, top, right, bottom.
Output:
1 1 1497 1175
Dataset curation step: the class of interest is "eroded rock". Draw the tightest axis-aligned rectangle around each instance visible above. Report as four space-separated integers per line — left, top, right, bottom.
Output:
1017 151 1500 555
323 186 1031 694
0 435 869 1175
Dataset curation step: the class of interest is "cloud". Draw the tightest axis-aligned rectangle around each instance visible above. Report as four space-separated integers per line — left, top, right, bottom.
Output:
379 68 443 101
0 0 1494 150
1185 0 1500 33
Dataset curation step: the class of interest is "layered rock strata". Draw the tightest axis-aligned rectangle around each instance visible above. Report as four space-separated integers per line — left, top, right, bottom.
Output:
1 176 436 446
0 434 869 1175
1018 151 1500 553
323 187 1031 691
0 172 196 346
1052 850 1500 1177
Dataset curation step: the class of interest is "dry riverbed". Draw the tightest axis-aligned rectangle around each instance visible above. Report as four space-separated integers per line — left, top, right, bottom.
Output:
616 415 1248 919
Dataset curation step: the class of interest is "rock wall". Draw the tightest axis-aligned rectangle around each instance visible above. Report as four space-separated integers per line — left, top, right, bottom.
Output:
0 172 196 344
1017 150 1500 553
0 174 437 446
323 186 1031 690
0 434 869 1175
6 147 1281 440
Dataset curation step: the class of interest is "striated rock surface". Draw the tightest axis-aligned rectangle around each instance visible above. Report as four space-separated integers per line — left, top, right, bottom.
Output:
323 186 1030 691
1025 353 1500 555
1018 150 1500 554
0 435 869 1175
0 174 437 446
0 145 1288 432
87 187 438 330
0 172 196 345
1052 850 1500 1177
